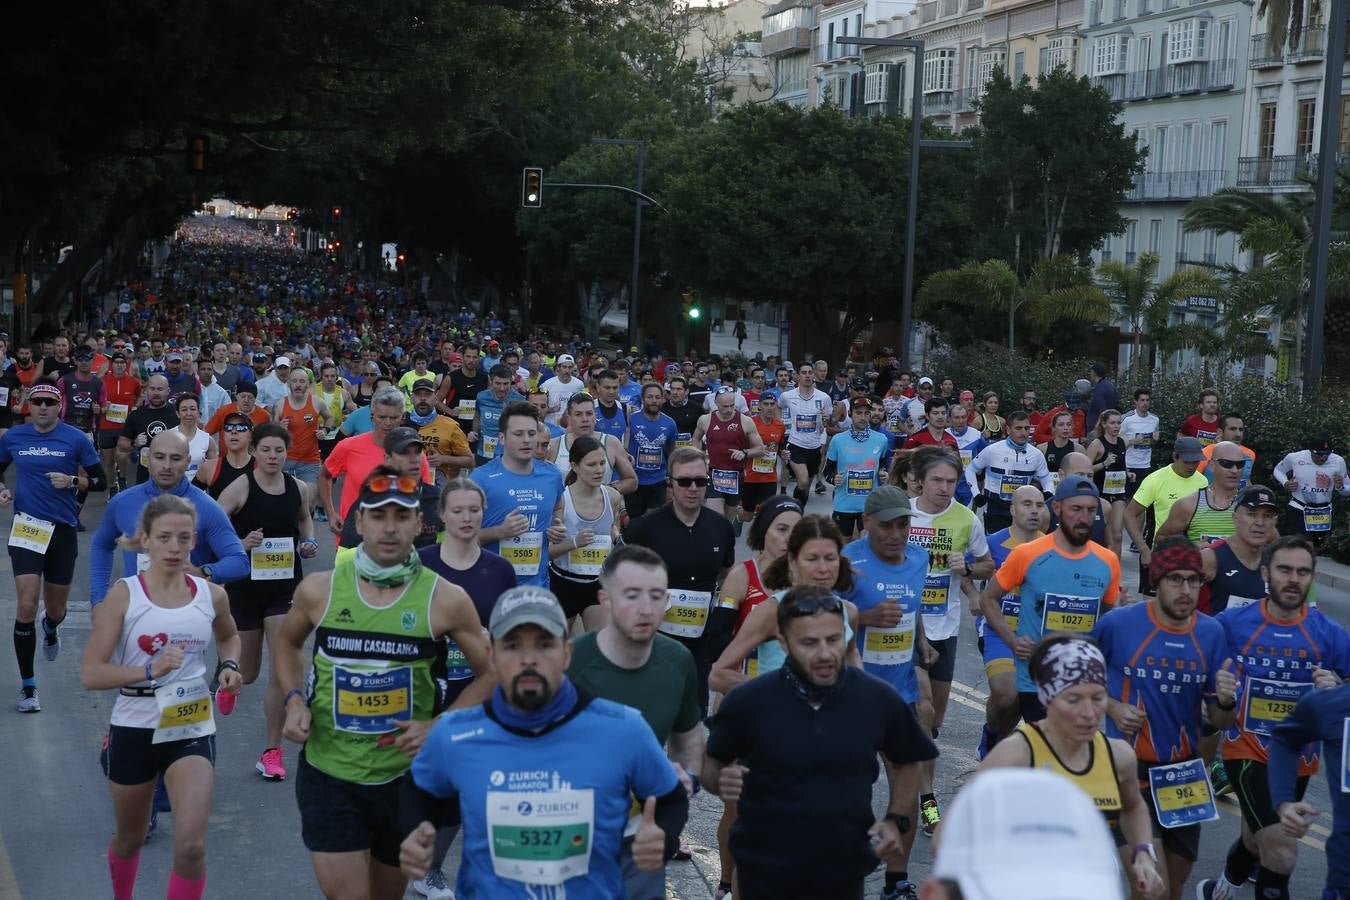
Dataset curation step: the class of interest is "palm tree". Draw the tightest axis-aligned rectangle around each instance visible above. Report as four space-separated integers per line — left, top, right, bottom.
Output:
1096 251 1221 382
917 256 1110 351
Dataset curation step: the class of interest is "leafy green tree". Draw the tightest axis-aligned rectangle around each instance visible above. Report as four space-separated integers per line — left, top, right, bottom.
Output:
655 103 975 362
1096 251 1222 382
972 68 1146 271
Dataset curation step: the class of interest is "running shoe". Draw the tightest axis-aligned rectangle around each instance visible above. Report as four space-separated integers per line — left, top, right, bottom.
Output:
882 881 919 900
1209 759 1232 797
256 747 286 781
813 480 827 494
411 868 455 899
976 723 998 761
17 689 40 713
1194 879 1215 900
42 633 61 662
314 508 328 523
920 797 941 836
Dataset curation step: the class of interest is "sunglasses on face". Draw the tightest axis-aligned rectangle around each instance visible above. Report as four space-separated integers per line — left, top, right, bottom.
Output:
223 422 252 433
782 594 844 618
365 474 420 496
29 398 58 407
671 476 710 488
1214 458 1246 469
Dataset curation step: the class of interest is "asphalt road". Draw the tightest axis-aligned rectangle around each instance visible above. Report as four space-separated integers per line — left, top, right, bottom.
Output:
0 488 1339 899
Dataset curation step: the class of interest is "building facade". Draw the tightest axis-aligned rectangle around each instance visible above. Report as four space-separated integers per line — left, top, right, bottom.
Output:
763 0 818 106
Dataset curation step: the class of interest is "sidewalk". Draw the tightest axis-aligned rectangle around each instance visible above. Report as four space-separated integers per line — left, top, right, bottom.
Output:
1318 557 1350 592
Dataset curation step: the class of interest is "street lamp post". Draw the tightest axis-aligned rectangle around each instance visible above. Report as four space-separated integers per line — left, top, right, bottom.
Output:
1304 0 1349 393
836 37 970 372
592 137 647 350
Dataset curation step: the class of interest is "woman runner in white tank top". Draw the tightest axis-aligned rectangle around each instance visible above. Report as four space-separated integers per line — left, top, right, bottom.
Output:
81 494 241 900
548 435 623 632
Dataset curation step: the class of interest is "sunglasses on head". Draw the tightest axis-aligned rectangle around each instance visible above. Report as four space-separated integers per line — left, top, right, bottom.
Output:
223 422 252 433
782 594 844 618
1214 458 1245 469
671 476 710 488
28 398 58 407
365 474 420 495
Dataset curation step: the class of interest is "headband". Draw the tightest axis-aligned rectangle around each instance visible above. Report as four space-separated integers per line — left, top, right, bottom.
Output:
1149 540 1204 588
1034 639 1107 708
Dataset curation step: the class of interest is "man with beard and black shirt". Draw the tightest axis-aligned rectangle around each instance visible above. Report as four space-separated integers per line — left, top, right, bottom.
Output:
662 376 703 451
116 374 179 485
38 335 75 385
446 344 488 455
58 347 102 438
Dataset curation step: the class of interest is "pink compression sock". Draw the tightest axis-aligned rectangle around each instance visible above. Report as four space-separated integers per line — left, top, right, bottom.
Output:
165 871 205 900
107 844 140 900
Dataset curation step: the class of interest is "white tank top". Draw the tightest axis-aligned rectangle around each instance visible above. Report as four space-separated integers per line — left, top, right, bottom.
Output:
553 485 616 577
176 427 212 477
109 574 216 728
553 432 614 482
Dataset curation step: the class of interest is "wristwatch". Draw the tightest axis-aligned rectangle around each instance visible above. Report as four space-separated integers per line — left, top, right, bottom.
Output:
201 564 214 581
884 812 912 835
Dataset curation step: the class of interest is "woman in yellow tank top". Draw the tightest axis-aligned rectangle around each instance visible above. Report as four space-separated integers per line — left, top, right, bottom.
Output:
980 636 1164 900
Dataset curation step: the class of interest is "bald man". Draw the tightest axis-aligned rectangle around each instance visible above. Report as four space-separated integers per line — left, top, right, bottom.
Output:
115 373 179 485
90 429 248 606
1156 440 1244 546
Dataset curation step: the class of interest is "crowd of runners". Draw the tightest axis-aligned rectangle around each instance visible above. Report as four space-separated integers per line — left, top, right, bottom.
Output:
5 215 1350 900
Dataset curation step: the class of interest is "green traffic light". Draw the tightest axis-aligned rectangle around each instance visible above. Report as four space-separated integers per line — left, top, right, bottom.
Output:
688 307 701 319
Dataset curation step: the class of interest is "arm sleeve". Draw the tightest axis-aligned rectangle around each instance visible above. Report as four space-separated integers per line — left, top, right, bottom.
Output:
200 502 250 583
1268 693 1324 809
89 499 121 605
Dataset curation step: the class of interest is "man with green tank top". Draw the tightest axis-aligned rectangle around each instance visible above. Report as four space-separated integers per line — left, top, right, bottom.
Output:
275 465 497 900
1157 440 1245 547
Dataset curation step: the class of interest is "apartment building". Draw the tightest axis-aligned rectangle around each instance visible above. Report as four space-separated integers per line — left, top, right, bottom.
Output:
763 0 817 106
683 0 775 108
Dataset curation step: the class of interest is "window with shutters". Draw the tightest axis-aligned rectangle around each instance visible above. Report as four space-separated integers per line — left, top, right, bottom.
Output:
1167 18 1210 62
980 48 1007 86
1047 36 1077 70
923 49 956 91
864 63 892 104
1093 35 1129 75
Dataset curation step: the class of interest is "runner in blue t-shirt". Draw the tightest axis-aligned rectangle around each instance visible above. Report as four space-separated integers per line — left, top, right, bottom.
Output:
470 403 566 588
0 382 104 711
625 383 679 519
402 588 687 900
822 398 891 538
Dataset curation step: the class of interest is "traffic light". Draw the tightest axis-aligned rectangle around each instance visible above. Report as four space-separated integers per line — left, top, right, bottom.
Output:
522 167 543 208
681 290 702 321
287 208 298 220
331 206 342 225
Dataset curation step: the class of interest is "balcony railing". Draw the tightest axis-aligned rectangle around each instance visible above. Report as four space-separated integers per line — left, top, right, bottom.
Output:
1289 26 1327 62
763 27 812 55
1091 72 1126 100
1126 170 1227 201
923 91 955 115
1237 153 1350 187
1249 34 1284 67
1207 57 1236 89
956 87 980 111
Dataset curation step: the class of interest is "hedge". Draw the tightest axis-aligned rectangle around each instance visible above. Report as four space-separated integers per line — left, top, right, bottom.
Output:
926 345 1350 564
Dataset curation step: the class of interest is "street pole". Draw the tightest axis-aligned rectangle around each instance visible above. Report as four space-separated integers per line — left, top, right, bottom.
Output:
592 138 647 351
1304 0 1348 393
837 37 970 372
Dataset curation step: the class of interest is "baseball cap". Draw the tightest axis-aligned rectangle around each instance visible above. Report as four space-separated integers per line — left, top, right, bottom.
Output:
489 586 569 639
556 353 575 365
1174 436 1205 462
1053 474 1099 501
274 356 292 368
384 426 425 455
1234 484 1279 511
74 347 94 360
411 378 436 394
850 377 869 390
863 485 913 521
918 376 934 387
932 769 1123 900
166 351 183 362
110 352 128 362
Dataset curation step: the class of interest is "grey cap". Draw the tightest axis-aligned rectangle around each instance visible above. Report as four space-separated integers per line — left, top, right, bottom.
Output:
1174 436 1205 462
1073 378 1092 396
864 484 913 521
384 426 424 455
490 587 569 639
